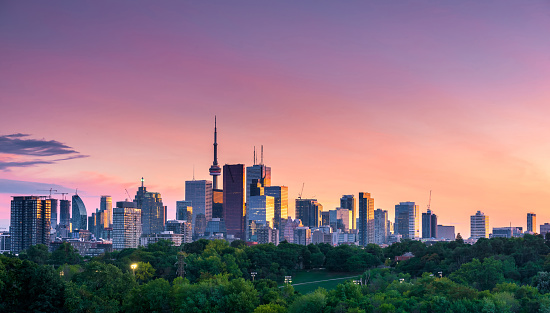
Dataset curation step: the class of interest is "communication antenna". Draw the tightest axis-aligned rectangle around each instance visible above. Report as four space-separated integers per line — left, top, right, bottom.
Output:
254 146 256 165
193 165 195 180
427 190 432 211
261 145 264 165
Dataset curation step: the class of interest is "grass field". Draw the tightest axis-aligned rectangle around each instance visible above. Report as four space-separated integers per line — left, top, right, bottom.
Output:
283 270 363 294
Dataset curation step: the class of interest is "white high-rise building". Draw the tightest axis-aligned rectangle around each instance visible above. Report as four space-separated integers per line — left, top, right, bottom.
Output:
395 202 420 240
113 201 142 250
470 211 489 240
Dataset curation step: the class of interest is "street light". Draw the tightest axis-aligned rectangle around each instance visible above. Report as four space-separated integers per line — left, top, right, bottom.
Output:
353 280 361 285
251 272 257 282
438 271 443 278
131 263 138 276
399 278 404 283
284 276 292 285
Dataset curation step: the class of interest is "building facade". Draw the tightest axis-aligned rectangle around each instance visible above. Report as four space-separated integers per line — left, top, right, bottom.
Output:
72 194 87 231
135 179 166 235
10 196 51 254
437 225 455 240
470 211 489 240
422 209 438 239
374 209 388 245
223 164 246 240
176 201 193 221
264 186 288 230
340 195 356 231
358 192 375 245
113 201 142 250
527 213 536 233
395 201 420 240
185 180 213 235
296 199 322 228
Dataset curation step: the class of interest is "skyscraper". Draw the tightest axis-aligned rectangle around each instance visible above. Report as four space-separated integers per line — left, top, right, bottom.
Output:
223 164 246 240
185 180 213 235
340 195 356 230
527 213 536 233
10 196 51 254
358 192 375 245
113 201 142 250
374 209 388 245
176 200 193 221
248 195 275 240
100 195 112 228
295 199 322 228
58 199 71 237
264 186 288 229
470 210 489 239
395 201 420 240
134 178 166 235
72 193 87 231
422 209 438 239
246 153 271 205
50 198 58 230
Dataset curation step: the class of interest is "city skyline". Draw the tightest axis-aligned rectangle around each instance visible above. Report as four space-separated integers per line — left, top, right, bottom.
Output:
2 1 550 238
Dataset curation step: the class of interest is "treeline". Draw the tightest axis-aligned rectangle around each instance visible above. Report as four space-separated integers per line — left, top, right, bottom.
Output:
3 234 550 312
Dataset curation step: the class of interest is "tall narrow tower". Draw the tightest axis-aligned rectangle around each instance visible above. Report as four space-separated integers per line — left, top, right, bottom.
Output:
209 116 221 189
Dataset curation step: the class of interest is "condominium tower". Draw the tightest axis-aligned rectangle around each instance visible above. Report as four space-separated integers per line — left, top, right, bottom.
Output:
395 201 420 240
470 211 489 239
358 192 374 245
10 196 52 254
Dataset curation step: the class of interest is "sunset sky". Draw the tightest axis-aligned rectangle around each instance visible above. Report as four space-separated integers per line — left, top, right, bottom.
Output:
1 1 550 236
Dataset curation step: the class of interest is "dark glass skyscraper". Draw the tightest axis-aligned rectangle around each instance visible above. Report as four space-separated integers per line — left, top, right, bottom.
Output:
422 209 438 239
10 196 51 254
358 192 374 246
265 186 288 229
72 194 87 231
134 178 166 235
50 198 58 230
295 199 322 228
185 180 213 235
395 201 420 239
223 164 245 240
246 163 271 205
340 195 356 230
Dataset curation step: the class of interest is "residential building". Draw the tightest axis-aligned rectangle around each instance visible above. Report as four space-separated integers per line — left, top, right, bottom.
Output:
72 194 87 231
374 209 388 245
10 196 51 254
437 225 455 240
165 220 193 243
113 201 142 250
294 227 311 245
134 178 166 235
491 227 522 238
340 195 356 230
540 223 550 235
422 209 438 239
358 192 375 245
176 201 193 221
527 213 536 233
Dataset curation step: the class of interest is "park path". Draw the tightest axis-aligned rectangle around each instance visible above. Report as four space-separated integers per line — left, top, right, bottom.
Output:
280 275 359 288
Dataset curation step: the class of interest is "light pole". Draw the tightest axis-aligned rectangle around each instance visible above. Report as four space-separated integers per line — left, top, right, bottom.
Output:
438 271 443 278
131 263 138 276
353 280 361 285
251 272 257 282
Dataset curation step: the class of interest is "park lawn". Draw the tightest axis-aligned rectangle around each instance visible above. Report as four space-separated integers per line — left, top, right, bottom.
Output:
286 270 363 294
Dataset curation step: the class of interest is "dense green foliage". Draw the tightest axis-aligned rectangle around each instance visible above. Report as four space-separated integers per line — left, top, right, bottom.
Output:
3 235 550 312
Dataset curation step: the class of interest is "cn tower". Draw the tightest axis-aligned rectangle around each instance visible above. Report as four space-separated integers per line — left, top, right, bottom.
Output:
209 116 221 189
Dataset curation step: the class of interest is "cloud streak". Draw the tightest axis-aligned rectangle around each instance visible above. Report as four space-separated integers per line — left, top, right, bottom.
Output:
0 134 89 170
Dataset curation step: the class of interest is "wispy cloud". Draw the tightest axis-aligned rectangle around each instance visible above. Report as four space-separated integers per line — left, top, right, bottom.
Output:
0 179 73 194
0 134 89 170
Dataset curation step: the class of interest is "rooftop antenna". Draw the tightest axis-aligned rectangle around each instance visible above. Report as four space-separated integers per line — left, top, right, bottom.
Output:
261 145 264 165
427 190 432 212
193 165 195 180
254 146 256 165
75 188 78 195
141 177 144 188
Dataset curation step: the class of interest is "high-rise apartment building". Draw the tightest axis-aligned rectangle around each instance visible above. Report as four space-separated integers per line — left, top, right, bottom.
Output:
422 209 438 239
340 195 356 230
470 211 489 239
374 209 388 245
113 201 142 250
358 192 375 245
185 180 213 235
176 201 193 221
437 225 455 240
100 196 112 228
296 199 322 228
223 164 246 240
527 213 536 233
135 178 166 235
264 186 288 229
248 195 275 240
72 194 87 231
294 227 311 245
395 201 420 240
58 199 71 237
10 196 51 254
50 198 58 230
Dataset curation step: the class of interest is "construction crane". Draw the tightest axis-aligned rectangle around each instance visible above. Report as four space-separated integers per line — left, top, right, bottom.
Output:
55 192 68 200
37 188 57 198
125 189 133 201
298 183 304 199
427 190 432 212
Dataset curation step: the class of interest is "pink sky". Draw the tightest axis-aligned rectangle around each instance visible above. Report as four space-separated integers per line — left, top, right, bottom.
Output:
1 1 550 236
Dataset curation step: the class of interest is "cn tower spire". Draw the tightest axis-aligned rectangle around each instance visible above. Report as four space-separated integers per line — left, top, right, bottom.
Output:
209 116 221 189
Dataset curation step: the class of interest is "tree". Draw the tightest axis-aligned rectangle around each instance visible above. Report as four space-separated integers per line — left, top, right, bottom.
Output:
135 261 156 283
20 244 50 265
449 257 504 291
124 278 172 313
455 233 464 244
50 242 83 266
254 303 286 313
